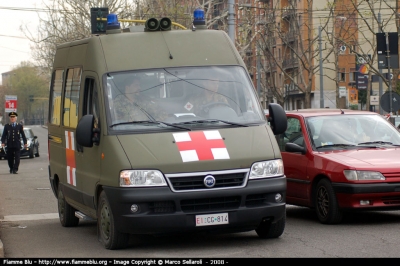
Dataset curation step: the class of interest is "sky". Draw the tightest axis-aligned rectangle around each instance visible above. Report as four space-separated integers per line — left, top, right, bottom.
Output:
0 0 44 85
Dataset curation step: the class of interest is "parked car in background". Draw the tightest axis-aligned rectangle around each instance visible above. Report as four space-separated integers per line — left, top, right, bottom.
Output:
0 127 40 159
21 127 40 158
270 109 400 224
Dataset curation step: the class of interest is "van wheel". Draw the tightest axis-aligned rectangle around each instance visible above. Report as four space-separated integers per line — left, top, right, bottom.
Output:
255 212 286 239
315 179 343 224
98 191 129 250
57 186 79 227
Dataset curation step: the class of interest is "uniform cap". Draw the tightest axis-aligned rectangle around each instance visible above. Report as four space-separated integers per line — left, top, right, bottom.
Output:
9 112 18 117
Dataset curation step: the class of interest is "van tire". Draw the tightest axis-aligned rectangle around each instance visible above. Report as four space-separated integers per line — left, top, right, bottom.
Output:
58 186 79 227
98 191 129 250
315 179 343 224
255 212 286 239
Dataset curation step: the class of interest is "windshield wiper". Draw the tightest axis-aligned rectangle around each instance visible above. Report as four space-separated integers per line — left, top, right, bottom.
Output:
110 120 156 127
357 141 395 145
315 143 356 149
157 121 191 131
175 119 248 127
110 120 189 130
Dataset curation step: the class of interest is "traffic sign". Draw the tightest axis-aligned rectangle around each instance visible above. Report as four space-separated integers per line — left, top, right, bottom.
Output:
5 95 17 113
370 95 379 106
380 92 400 112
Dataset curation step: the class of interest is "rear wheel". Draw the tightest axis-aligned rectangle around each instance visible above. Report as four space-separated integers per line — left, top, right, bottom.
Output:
57 185 79 227
256 212 286 239
97 191 129 249
315 179 343 224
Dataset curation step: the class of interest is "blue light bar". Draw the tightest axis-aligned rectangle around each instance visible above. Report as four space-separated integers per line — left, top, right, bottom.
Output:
107 13 120 30
193 8 205 25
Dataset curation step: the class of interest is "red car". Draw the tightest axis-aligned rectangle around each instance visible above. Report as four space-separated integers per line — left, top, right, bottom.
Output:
272 109 400 224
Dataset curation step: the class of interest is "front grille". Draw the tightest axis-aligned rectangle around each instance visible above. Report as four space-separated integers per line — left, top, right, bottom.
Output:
148 201 175 213
181 196 241 212
246 194 268 207
382 196 400 205
168 172 246 191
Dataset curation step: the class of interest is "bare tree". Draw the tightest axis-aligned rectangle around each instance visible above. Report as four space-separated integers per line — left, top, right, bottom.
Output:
22 1 138 74
23 0 228 75
252 0 333 108
322 0 398 111
1 62 49 124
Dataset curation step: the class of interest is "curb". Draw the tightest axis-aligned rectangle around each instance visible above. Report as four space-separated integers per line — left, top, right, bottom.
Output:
0 238 4 258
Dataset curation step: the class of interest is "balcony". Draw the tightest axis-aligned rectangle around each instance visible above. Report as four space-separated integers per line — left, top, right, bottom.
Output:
282 6 296 19
256 13 275 25
265 62 277 72
282 58 298 69
266 37 276 47
283 31 296 43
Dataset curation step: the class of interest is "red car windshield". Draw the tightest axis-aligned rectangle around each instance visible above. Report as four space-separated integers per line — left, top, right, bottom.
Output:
306 114 400 147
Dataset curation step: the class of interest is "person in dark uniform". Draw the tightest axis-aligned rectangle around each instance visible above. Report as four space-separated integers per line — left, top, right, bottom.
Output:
1 112 27 174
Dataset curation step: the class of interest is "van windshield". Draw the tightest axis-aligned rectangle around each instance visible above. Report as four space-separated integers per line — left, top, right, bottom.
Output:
104 66 265 130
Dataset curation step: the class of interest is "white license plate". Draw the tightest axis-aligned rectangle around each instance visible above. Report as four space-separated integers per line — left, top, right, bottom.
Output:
195 213 229 227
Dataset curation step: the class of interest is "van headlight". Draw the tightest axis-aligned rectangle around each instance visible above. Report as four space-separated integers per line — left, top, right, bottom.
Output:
249 159 284 179
343 170 385 181
120 170 167 187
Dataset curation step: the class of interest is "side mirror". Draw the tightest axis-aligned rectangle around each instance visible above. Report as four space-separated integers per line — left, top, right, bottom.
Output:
285 142 306 155
34 136 38 139
76 115 95 147
268 103 287 135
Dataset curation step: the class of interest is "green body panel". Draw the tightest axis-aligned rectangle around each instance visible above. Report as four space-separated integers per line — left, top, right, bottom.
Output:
53 30 245 76
98 125 279 187
100 30 242 72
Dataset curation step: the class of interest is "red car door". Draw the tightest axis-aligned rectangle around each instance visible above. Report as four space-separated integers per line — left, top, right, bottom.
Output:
279 116 312 204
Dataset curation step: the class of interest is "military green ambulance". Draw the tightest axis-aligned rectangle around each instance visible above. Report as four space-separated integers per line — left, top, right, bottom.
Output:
48 9 287 249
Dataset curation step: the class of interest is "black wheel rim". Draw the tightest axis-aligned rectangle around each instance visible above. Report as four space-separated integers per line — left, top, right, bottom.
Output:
317 186 329 218
100 203 111 241
58 191 65 220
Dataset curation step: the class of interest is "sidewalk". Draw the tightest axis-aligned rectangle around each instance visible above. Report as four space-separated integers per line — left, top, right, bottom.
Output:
0 124 48 258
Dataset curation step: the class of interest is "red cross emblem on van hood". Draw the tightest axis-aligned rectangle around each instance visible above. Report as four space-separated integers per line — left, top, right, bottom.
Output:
173 130 230 162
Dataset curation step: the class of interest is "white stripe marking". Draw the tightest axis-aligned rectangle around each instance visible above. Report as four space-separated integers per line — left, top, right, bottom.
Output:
211 148 230 159
173 132 191 142
179 150 199 162
204 130 222 140
1 213 59 222
65 131 70 149
70 132 75 151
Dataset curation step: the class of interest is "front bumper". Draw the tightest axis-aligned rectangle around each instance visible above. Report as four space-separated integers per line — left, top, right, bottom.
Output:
103 177 286 235
20 147 32 157
0 147 6 158
333 182 400 209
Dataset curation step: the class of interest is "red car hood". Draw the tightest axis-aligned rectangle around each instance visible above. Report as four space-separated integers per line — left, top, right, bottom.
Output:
317 147 400 170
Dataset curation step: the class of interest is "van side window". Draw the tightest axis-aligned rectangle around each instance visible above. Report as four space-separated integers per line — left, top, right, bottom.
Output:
275 117 303 151
49 69 64 125
63 68 82 128
83 78 100 129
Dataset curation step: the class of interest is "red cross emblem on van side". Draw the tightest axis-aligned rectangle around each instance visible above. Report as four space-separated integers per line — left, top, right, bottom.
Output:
65 131 76 186
173 130 230 162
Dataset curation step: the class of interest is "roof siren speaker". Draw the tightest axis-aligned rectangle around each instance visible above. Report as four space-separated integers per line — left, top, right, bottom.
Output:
159 18 172 31
145 18 160 31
